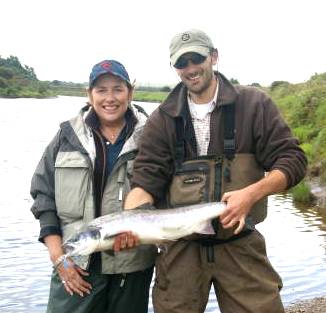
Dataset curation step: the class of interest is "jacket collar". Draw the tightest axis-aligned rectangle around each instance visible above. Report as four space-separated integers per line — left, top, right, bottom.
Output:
160 72 238 118
59 103 147 160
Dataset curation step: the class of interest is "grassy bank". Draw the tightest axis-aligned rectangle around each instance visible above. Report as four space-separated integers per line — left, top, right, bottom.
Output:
134 91 168 103
268 74 326 203
49 87 169 103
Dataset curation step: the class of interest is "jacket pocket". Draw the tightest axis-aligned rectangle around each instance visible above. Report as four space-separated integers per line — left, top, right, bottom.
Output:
55 151 90 221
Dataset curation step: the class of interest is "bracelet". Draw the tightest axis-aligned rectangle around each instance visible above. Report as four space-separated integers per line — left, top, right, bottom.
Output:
52 255 66 270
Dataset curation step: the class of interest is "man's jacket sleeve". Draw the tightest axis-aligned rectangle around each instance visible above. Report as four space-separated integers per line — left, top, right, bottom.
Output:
131 109 174 202
253 93 307 188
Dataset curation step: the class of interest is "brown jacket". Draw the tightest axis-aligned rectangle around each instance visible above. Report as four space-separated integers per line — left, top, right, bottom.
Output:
131 72 307 205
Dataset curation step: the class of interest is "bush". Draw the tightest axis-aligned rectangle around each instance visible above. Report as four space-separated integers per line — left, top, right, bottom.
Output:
291 181 312 204
160 86 171 92
312 129 326 163
293 127 315 143
0 77 8 88
270 80 289 91
0 66 14 79
300 143 313 161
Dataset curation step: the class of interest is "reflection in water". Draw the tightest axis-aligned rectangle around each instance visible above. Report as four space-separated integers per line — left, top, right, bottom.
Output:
256 194 326 306
0 97 325 312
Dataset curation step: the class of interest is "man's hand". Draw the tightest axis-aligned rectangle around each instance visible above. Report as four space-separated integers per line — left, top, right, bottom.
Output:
113 231 140 252
220 188 255 234
220 170 288 234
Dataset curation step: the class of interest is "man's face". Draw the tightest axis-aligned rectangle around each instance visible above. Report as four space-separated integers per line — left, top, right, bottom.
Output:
174 52 218 95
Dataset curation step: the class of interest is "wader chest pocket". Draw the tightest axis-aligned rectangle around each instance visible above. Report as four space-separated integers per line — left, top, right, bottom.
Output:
168 158 222 207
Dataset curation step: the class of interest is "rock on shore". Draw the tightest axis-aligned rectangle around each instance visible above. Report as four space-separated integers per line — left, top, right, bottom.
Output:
285 297 326 313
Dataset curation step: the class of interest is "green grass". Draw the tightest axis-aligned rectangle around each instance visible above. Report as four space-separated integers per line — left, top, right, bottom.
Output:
134 91 168 103
291 181 313 204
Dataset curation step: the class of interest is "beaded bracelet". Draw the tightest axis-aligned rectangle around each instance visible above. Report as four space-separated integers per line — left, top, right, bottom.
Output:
52 255 66 270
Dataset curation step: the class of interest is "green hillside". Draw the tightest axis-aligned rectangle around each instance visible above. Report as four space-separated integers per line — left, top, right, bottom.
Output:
0 56 55 98
269 75 326 176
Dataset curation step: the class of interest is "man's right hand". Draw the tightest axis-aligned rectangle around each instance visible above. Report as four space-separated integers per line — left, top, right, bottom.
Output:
113 231 140 252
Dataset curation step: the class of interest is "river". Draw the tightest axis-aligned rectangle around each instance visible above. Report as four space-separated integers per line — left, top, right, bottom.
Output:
0 96 325 312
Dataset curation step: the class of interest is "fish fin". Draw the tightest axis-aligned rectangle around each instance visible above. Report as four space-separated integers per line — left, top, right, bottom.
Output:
194 220 216 235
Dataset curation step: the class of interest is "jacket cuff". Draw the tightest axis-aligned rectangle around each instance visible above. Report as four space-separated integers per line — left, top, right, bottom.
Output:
39 226 62 243
38 211 61 242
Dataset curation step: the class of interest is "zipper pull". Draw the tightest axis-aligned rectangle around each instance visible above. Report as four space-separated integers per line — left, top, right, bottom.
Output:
118 186 123 201
120 274 126 287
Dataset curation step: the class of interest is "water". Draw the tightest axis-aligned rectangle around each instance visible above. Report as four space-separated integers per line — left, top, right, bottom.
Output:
0 96 325 312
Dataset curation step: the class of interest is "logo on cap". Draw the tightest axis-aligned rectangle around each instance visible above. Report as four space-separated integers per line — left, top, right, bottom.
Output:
181 33 190 41
101 61 112 69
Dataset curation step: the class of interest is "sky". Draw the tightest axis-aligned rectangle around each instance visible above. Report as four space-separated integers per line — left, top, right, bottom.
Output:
1 0 325 87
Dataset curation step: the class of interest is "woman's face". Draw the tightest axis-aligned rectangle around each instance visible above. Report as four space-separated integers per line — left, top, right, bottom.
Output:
88 74 132 127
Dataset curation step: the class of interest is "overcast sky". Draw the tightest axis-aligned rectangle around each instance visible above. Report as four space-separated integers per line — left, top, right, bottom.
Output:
1 0 325 87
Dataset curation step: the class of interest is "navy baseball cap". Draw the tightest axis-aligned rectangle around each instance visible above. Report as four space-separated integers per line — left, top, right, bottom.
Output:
89 60 131 87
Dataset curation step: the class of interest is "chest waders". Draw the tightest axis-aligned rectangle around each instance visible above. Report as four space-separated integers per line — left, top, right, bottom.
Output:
167 103 267 262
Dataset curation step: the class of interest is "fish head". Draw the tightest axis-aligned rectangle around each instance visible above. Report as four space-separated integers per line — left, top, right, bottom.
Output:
63 228 101 257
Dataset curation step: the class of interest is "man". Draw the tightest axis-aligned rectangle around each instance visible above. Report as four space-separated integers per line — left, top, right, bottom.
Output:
123 29 307 313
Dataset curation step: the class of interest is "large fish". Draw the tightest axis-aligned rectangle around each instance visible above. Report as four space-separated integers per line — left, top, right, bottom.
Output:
63 202 226 257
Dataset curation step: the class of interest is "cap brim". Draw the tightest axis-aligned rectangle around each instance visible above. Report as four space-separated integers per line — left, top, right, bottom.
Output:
171 46 210 66
90 70 131 87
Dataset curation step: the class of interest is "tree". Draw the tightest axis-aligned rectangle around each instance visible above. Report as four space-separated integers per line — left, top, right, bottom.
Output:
0 67 14 79
161 86 171 92
230 78 240 85
0 77 8 88
270 80 289 90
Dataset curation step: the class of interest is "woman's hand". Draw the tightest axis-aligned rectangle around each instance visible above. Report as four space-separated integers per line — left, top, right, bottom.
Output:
56 257 92 297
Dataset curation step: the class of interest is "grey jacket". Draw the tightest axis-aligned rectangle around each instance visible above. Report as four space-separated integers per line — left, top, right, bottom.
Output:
31 104 157 273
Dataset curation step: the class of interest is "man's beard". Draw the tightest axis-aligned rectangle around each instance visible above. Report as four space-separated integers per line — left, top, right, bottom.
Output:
185 70 214 95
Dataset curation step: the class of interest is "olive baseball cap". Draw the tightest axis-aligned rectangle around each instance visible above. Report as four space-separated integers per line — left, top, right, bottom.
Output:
169 29 215 66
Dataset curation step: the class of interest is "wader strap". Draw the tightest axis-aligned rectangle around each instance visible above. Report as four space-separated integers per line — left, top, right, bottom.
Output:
174 117 185 169
206 246 215 263
222 103 235 160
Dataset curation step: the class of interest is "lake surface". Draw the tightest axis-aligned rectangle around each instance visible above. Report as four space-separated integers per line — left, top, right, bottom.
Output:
0 96 325 312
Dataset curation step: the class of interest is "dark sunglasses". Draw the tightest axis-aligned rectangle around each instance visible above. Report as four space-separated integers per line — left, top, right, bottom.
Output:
174 53 207 69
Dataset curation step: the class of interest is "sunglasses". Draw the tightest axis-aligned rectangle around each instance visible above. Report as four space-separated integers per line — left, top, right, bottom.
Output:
174 53 207 69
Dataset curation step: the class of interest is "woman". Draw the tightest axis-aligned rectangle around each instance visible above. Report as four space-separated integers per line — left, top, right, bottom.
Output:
30 60 157 313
